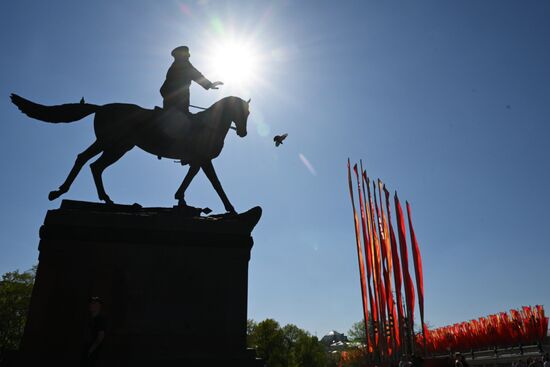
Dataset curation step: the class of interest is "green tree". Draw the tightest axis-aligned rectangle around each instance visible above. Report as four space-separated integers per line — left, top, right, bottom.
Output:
248 318 287 367
282 324 305 348
247 318 258 346
347 319 366 342
248 319 328 367
282 324 307 367
347 315 377 343
283 324 307 367
0 267 35 351
293 333 327 367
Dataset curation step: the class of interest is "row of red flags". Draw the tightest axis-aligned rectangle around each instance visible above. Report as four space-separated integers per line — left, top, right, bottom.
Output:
347 159 426 357
416 305 549 353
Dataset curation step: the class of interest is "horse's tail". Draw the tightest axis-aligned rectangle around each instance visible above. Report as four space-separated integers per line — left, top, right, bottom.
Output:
10 93 99 123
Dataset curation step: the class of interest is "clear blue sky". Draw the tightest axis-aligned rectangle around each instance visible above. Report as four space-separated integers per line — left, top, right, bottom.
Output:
1 0 549 337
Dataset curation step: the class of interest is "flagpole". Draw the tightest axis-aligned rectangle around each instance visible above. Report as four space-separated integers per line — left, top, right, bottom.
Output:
372 179 390 359
346 160 371 352
366 176 386 360
377 179 398 358
353 163 373 351
383 185 406 358
363 180 380 360
359 161 378 352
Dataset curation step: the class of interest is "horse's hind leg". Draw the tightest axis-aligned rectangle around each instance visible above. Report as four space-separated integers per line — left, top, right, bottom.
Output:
201 160 236 214
48 141 102 201
90 148 128 204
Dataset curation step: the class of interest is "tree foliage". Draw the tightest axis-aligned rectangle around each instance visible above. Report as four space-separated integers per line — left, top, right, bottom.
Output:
248 318 328 367
248 319 287 367
0 267 35 351
293 333 327 367
347 319 368 342
247 318 258 346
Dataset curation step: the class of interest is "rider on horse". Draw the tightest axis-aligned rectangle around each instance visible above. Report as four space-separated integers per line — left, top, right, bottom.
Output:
160 46 223 115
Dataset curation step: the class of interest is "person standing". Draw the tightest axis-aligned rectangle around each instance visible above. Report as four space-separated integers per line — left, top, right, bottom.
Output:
81 297 106 367
454 353 464 367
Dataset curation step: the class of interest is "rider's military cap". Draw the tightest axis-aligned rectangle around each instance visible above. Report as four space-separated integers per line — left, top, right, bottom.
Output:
171 46 190 58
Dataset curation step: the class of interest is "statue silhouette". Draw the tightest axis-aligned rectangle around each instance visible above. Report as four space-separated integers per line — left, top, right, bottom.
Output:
160 46 223 115
10 93 251 213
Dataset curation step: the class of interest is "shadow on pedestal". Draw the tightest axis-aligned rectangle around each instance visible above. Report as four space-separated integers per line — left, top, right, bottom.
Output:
18 200 264 367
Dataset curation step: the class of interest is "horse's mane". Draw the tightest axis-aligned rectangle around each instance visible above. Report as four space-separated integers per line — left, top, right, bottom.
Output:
195 96 243 118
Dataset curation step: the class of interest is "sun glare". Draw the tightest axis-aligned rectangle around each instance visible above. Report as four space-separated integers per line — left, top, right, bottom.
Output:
208 40 259 88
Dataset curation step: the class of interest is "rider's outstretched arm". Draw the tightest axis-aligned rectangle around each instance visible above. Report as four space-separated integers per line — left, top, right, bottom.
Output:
189 63 222 90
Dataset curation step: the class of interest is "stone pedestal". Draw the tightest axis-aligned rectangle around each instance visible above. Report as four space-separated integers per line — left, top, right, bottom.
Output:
19 200 263 367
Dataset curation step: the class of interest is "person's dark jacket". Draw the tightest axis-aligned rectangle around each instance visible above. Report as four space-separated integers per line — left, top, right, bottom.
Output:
160 59 213 98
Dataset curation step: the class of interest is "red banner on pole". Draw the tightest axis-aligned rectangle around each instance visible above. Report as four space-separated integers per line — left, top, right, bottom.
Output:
384 186 404 348
347 160 371 349
376 180 398 353
420 306 549 354
406 201 427 348
394 193 415 348
366 175 386 350
353 163 373 348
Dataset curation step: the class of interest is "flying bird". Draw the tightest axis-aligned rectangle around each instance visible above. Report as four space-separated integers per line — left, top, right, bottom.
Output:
273 133 288 147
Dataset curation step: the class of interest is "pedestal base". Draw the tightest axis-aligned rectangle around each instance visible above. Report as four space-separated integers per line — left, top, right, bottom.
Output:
18 200 263 367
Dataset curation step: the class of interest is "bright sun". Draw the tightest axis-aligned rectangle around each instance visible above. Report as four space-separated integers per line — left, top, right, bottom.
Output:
208 40 259 88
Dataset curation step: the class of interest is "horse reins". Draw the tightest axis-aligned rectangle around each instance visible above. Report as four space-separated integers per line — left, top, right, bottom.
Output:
189 104 207 110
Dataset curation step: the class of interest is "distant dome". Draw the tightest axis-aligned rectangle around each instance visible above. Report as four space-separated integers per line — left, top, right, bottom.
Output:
321 330 348 346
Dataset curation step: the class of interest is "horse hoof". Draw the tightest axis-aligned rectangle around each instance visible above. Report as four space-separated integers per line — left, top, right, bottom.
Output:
225 205 237 215
48 190 63 201
101 197 114 205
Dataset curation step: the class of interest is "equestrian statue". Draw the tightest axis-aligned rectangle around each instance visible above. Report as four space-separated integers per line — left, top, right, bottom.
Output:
10 46 250 214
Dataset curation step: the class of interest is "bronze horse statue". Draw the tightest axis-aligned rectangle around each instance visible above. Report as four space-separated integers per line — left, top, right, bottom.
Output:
10 94 251 213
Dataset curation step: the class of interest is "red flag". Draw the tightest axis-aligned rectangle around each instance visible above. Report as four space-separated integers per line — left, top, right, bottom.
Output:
384 186 405 348
360 164 374 279
363 171 380 346
376 180 399 349
394 193 415 341
347 160 371 348
353 163 373 348
373 180 393 355
366 175 386 348
535 305 549 340
420 306 549 354
406 201 428 344
359 165 377 347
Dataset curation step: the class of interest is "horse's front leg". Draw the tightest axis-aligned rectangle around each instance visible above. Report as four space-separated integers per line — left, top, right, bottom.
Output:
201 160 236 214
175 164 200 206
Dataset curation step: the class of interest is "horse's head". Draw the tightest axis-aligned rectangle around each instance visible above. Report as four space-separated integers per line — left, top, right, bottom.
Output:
231 97 251 138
